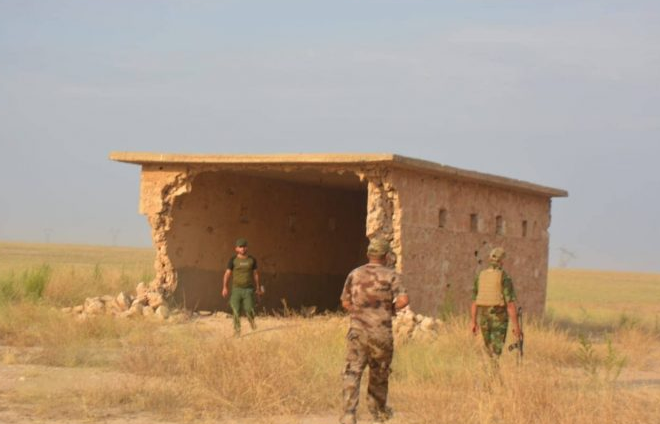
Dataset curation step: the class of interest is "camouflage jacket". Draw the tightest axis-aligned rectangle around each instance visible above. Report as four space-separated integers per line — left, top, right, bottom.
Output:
340 263 406 338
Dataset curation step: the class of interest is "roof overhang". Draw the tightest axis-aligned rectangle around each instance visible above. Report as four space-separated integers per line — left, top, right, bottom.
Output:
110 152 568 198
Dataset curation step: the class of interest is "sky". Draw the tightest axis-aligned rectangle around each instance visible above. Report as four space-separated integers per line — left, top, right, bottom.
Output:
1 0 658 272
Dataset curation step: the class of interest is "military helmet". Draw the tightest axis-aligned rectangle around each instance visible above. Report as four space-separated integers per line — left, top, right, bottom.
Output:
235 238 248 247
488 247 506 263
367 238 390 256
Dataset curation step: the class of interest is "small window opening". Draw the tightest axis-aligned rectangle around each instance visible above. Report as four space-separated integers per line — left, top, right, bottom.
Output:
495 215 504 236
438 208 448 228
470 213 479 232
522 220 528 237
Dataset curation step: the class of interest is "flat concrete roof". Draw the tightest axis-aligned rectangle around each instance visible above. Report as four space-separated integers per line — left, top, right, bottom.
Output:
110 152 568 198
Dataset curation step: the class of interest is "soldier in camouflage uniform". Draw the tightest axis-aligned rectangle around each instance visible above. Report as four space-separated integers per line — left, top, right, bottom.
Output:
470 247 522 358
339 238 409 424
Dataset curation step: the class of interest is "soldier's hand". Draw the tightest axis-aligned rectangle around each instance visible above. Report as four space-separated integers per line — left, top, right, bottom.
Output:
471 322 478 335
222 287 228 298
513 327 523 339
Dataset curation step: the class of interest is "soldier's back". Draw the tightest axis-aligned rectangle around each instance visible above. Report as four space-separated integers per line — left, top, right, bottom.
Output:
343 263 401 338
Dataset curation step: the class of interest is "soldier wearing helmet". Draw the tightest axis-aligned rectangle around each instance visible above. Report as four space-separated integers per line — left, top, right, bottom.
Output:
470 247 522 359
339 238 409 424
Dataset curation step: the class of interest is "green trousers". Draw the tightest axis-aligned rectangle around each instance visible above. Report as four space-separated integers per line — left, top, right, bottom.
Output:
229 286 256 333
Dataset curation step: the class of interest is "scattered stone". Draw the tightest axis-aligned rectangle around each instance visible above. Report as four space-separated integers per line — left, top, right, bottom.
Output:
198 310 213 316
131 297 147 308
393 307 442 342
155 305 170 320
115 292 132 311
63 281 179 322
147 291 164 309
84 297 105 315
100 295 115 304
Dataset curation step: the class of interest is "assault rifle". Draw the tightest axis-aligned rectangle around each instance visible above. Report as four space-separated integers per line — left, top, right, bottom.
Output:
507 306 524 365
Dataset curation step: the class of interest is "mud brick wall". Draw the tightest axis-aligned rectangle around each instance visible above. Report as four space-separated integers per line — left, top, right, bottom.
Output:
135 159 556 317
390 170 551 317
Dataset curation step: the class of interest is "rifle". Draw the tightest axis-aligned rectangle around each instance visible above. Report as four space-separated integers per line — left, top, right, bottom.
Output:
507 306 524 365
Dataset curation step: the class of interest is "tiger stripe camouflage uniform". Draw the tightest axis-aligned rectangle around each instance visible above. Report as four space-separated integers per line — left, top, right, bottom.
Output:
472 264 516 357
340 262 406 424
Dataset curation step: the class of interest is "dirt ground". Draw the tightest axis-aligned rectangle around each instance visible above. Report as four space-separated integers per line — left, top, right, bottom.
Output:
1 314 658 424
0 315 412 424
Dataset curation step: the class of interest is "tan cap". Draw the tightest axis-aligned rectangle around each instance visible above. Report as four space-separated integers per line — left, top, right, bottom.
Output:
489 247 506 263
367 238 390 256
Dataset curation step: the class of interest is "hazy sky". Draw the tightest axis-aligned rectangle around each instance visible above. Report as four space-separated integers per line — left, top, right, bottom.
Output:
1 0 658 272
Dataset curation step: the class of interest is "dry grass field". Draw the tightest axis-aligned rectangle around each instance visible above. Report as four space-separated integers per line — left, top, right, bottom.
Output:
1 241 659 424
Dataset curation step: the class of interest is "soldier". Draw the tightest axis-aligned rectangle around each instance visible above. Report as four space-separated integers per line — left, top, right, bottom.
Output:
470 247 522 359
222 238 262 337
339 238 409 424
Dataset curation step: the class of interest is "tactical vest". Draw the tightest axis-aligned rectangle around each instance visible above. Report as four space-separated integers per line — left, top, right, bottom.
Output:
475 268 505 306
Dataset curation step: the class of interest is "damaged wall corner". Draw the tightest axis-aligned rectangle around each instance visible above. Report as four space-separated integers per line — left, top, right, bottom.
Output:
140 165 196 295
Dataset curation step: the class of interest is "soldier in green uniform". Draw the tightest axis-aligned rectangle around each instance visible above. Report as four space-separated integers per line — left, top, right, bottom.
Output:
339 238 409 424
470 247 522 359
222 238 262 337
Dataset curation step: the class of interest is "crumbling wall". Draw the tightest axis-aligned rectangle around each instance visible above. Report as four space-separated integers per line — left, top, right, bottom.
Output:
391 169 551 317
139 165 196 295
361 167 402 270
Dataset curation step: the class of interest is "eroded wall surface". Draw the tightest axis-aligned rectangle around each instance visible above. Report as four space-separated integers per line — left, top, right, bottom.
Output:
390 170 551 317
141 166 367 311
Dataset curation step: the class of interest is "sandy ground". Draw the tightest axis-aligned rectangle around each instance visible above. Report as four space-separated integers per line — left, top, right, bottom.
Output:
1 314 658 424
0 315 414 424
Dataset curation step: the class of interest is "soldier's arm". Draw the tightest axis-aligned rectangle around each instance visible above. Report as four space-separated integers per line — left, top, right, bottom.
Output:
253 269 261 293
502 272 521 336
507 302 522 337
470 276 479 333
394 293 409 310
340 273 353 311
222 269 232 298
390 272 408 310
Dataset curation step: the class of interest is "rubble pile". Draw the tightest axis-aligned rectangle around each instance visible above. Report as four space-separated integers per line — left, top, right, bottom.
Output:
393 307 442 342
61 281 176 321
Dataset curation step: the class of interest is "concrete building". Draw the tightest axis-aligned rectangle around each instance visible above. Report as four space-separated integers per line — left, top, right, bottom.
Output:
110 152 567 316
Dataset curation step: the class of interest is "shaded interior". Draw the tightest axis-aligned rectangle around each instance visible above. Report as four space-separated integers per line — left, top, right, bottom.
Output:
168 169 368 312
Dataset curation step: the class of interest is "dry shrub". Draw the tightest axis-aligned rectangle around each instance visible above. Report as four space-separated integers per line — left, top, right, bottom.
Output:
43 264 152 306
115 316 346 417
0 302 155 367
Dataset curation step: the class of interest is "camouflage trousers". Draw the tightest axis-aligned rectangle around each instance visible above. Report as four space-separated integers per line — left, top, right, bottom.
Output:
477 305 509 357
341 329 393 422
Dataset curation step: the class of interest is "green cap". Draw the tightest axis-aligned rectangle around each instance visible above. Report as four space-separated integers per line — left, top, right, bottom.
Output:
367 238 390 256
235 238 248 247
489 247 505 263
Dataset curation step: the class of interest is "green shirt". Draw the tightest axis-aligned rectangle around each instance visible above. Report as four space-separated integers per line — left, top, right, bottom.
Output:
472 265 516 303
227 255 257 288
